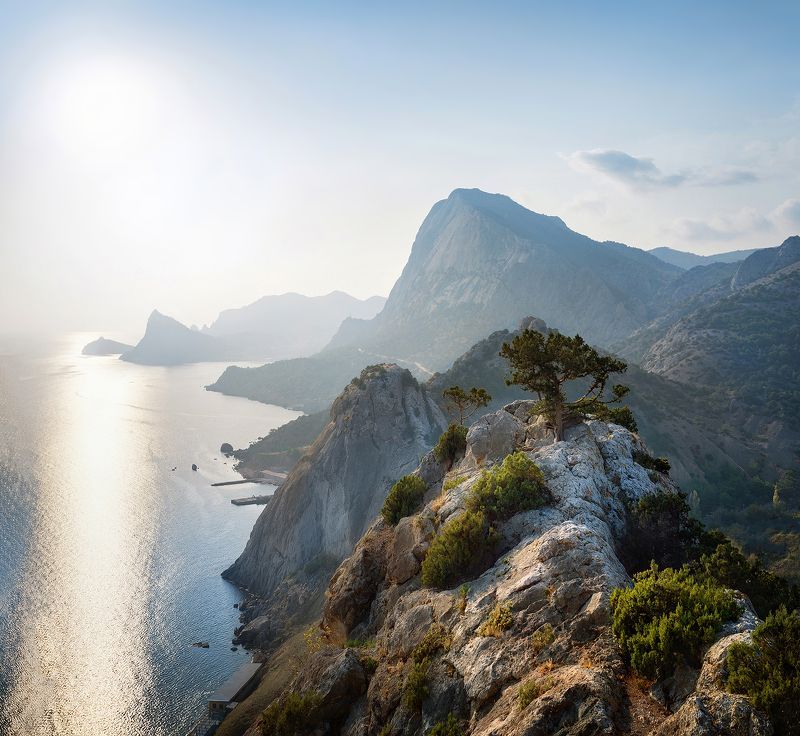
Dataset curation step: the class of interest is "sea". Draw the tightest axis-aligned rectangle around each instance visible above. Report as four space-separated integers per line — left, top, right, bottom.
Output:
0 333 300 735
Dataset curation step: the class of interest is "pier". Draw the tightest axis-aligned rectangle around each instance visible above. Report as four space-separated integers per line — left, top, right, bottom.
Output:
230 495 271 506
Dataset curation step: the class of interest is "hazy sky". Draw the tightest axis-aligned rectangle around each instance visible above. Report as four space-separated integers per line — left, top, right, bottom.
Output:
1 1 799 336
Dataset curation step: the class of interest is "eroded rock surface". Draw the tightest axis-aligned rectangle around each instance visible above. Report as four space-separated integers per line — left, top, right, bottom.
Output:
249 404 771 734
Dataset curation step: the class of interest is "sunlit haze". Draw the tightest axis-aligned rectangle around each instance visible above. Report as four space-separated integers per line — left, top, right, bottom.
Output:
1 1 799 334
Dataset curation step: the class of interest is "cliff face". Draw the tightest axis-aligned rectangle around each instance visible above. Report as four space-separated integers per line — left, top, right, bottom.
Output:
224 364 447 600
326 188 680 370
244 406 769 736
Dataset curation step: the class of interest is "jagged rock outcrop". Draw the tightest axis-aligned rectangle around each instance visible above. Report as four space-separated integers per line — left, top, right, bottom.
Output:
249 405 771 735
224 365 447 646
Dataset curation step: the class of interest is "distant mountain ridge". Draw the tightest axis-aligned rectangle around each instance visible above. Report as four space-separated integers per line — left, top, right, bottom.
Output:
204 291 386 359
649 245 761 269
639 237 800 426
121 291 385 366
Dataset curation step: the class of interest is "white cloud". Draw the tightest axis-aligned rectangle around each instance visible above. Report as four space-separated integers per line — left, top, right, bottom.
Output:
772 198 800 228
567 148 758 191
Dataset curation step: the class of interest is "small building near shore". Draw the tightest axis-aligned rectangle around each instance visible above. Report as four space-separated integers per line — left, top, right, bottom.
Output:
207 661 262 721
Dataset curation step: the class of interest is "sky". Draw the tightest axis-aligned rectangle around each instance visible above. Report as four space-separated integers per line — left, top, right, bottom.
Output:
0 1 798 336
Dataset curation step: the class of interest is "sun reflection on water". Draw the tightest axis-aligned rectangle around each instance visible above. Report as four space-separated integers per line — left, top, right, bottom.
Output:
12 339 157 733
0 333 302 735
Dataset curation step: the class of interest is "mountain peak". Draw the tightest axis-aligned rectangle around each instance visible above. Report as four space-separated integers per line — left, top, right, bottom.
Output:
446 187 568 230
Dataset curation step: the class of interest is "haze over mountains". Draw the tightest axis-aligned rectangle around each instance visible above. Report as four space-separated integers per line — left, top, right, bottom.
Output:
649 245 761 269
113 291 386 365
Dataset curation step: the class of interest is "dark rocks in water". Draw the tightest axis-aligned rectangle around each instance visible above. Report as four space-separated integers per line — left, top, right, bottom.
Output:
233 603 238 609
191 641 209 648
191 464 198 471
230 646 238 652
220 442 234 456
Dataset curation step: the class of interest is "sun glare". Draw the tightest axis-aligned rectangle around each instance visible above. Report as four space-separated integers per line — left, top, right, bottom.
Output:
42 55 161 155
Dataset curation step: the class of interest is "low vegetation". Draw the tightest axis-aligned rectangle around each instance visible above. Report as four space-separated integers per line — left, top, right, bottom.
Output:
420 510 496 589
610 563 740 679
381 475 427 525
428 713 464 736
260 692 321 736
477 601 514 637
692 541 800 619
727 606 800 735
403 658 430 709
442 474 467 493
632 449 671 475
530 623 555 655
434 423 468 467
412 623 452 663
422 452 547 589
466 451 546 520
517 676 555 708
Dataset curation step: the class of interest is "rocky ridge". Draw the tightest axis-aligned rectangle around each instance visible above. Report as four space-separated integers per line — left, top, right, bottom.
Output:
246 404 770 736
224 364 447 649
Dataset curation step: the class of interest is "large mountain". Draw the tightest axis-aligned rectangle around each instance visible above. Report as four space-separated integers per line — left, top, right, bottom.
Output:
325 188 680 370
208 189 681 403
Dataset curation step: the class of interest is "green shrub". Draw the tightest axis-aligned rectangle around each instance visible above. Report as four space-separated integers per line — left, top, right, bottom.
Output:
442 474 467 493
610 564 740 679
477 602 514 637
382 475 427 525
633 450 670 475
412 624 452 663
434 423 468 467
403 658 430 709
428 713 464 736
530 623 555 654
421 510 497 589
727 606 800 735
466 452 546 521
261 692 321 736
345 636 375 649
517 676 555 708
691 541 800 619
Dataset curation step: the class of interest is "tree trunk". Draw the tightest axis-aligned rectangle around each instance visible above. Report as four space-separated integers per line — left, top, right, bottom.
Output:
553 400 564 441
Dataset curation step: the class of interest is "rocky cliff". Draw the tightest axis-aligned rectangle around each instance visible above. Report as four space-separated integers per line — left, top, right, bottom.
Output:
223 364 447 645
240 405 771 736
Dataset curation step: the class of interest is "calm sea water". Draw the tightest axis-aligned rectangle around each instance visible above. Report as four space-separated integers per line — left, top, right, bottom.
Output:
0 334 300 736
